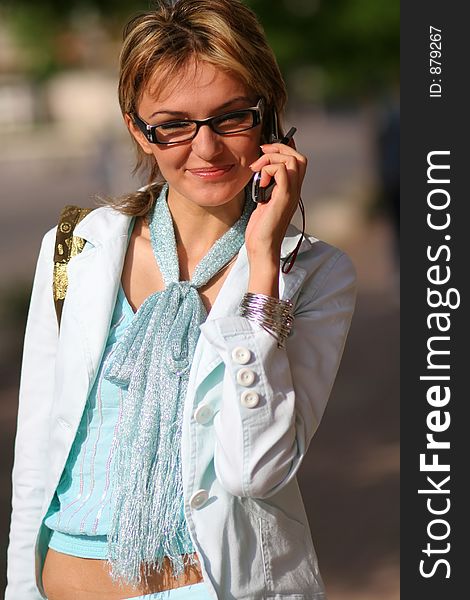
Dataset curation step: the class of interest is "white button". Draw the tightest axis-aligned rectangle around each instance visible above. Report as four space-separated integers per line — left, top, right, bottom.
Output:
236 368 256 387
240 390 260 408
194 404 214 425
231 346 251 364
190 489 209 509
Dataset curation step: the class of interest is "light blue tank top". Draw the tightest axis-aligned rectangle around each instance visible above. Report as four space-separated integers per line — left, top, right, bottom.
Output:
44 284 195 559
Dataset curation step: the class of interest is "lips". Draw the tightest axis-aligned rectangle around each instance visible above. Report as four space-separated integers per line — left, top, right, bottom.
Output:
187 165 233 179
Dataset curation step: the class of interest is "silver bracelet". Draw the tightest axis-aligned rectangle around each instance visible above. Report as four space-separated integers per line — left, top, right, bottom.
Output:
239 292 294 349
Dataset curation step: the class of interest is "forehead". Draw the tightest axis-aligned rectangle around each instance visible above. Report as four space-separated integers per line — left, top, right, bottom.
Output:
138 60 252 112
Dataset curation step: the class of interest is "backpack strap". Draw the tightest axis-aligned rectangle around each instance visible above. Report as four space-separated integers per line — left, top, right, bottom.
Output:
53 205 94 326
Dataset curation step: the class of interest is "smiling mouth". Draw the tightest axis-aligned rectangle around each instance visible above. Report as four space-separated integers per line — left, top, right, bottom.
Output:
188 165 234 178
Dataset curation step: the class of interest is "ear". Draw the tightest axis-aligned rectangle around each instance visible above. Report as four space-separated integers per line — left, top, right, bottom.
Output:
124 113 154 155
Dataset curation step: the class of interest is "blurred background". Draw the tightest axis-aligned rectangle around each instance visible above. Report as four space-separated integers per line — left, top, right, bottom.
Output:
0 0 399 598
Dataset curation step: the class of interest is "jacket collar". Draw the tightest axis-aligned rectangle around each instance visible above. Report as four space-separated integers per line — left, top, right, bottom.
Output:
74 205 131 247
281 223 318 259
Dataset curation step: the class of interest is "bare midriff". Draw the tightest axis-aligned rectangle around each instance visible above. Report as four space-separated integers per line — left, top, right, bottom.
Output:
42 549 204 600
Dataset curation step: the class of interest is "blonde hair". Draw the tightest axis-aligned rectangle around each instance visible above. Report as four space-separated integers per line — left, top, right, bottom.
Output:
110 0 287 215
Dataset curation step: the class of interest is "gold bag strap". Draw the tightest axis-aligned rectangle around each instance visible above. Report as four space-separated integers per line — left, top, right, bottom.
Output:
53 205 94 326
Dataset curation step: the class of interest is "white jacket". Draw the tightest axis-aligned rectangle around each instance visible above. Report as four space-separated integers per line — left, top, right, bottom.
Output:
6 205 356 599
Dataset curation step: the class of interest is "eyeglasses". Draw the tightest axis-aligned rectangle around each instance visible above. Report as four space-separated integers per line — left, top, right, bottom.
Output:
131 99 264 145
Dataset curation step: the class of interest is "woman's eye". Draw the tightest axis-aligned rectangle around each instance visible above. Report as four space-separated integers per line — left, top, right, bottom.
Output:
216 111 252 129
158 121 193 132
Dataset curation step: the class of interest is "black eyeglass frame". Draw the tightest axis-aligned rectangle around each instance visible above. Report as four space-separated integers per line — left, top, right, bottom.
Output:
131 98 264 145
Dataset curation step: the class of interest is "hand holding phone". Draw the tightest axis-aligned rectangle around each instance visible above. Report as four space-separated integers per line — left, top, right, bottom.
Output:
251 126 297 203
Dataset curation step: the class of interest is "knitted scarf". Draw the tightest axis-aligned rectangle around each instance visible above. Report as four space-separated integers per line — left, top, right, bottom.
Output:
104 184 254 584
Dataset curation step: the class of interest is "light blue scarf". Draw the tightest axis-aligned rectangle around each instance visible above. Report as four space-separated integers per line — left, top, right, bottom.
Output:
104 184 254 585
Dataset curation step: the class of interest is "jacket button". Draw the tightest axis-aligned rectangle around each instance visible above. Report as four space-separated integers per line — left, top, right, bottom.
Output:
231 346 251 364
240 390 260 408
190 489 209 509
236 368 255 387
194 404 214 424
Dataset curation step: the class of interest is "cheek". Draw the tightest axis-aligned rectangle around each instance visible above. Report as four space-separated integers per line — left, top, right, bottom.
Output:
152 147 186 172
237 138 262 166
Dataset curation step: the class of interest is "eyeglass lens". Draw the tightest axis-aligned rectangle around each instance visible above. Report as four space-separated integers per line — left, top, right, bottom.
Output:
155 110 256 143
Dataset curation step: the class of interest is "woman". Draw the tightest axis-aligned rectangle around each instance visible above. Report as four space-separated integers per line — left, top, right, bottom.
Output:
6 1 356 598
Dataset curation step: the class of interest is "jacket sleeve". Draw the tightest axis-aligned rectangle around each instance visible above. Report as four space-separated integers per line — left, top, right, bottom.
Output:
199 248 357 499
5 228 58 600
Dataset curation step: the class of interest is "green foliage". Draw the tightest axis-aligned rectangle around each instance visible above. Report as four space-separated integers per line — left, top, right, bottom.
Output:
247 0 399 101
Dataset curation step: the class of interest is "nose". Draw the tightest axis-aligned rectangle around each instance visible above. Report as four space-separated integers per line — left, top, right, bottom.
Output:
191 123 224 161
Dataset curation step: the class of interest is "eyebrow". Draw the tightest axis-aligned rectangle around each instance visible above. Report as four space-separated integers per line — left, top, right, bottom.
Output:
147 96 254 120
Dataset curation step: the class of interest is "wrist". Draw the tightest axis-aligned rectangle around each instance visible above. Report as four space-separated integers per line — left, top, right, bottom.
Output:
247 257 280 298
246 243 281 263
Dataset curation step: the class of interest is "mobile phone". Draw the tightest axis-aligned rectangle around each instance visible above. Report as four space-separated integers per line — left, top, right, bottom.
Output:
251 126 297 203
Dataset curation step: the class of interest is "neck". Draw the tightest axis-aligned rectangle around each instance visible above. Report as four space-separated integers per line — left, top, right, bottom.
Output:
166 187 246 258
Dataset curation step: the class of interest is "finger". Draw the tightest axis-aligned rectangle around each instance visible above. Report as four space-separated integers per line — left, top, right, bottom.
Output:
258 162 290 189
251 148 307 179
250 152 300 172
254 157 303 202
261 141 303 158
258 166 301 213
257 165 299 224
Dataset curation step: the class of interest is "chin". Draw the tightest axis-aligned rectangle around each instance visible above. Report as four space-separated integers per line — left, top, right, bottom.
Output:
181 180 249 208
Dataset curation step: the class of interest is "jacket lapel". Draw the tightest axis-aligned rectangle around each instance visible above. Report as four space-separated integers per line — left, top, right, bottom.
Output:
54 208 132 428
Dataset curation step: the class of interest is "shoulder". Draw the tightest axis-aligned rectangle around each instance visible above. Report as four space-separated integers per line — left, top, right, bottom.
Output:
40 204 119 240
285 223 357 291
35 204 129 274
64 205 132 247
36 226 58 265
280 225 357 318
